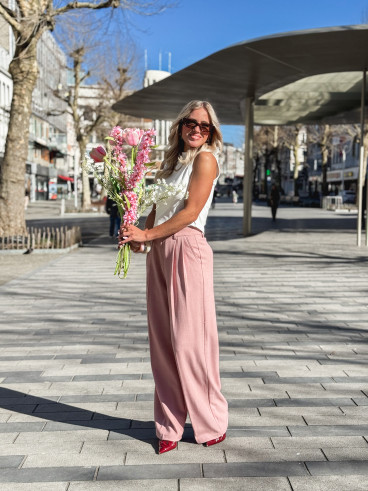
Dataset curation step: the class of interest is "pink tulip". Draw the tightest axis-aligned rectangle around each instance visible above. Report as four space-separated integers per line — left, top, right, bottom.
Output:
89 146 106 162
123 128 144 147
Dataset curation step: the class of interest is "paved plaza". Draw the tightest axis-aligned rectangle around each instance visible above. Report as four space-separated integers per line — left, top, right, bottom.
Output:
0 203 368 490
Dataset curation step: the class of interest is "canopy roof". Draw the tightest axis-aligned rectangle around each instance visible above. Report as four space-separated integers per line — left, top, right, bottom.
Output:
113 25 368 125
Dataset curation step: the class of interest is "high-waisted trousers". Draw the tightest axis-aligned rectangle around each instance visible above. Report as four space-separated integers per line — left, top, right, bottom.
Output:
146 226 228 443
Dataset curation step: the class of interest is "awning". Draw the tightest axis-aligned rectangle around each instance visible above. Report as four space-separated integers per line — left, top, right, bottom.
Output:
113 25 368 125
58 175 74 182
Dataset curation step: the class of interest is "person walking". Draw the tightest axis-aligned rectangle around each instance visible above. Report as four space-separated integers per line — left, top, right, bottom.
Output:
106 196 121 237
269 183 280 221
119 100 228 454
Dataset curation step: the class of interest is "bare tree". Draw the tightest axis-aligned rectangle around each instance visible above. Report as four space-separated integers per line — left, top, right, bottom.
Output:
253 125 281 194
307 124 359 195
0 0 170 235
278 124 304 196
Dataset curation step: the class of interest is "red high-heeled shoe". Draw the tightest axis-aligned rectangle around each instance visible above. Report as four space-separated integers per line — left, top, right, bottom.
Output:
205 432 226 447
158 440 177 454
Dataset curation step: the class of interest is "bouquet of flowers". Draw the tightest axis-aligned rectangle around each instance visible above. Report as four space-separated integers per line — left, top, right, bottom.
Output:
86 126 186 278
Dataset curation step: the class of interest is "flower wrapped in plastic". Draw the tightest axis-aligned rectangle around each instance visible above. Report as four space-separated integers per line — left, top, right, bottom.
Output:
85 127 186 278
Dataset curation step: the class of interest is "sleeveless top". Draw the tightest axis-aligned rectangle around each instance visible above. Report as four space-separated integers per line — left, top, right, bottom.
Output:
154 151 220 234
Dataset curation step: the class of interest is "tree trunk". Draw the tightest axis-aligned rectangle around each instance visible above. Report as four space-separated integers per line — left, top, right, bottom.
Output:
321 147 329 196
293 146 300 196
79 140 91 210
0 44 38 236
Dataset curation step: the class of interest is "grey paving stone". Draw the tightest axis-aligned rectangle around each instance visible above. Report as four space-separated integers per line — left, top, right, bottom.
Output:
0 466 96 482
228 399 276 408
274 398 355 407
0 484 67 491
289 425 368 437
0 371 43 378
2 376 72 383
290 475 368 491
203 461 309 477
0 423 45 433
14 429 109 443
43 419 131 431
69 480 178 490
227 427 290 438
264 377 334 384
0 356 54 361
59 394 135 403
322 447 368 460
333 377 368 383
179 477 291 490
0 405 37 414
224 448 325 462
31 412 94 422
272 436 368 448
97 464 201 480
107 428 159 440
73 374 140 381
80 357 142 364
306 461 368 476
353 397 368 406
0 456 24 468
136 394 154 401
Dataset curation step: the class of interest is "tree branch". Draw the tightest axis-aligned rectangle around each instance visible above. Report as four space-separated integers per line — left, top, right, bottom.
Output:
53 0 119 17
0 2 21 32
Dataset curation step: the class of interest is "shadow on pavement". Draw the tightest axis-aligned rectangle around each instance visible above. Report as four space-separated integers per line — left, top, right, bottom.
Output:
0 387 182 450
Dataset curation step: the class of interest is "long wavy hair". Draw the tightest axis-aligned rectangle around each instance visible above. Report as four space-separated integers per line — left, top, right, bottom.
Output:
156 100 223 180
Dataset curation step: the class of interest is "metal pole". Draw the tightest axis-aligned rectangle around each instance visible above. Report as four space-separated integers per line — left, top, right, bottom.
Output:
357 69 366 247
74 154 78 210
366 175 368 245
243 97 254 236
362 177 368 246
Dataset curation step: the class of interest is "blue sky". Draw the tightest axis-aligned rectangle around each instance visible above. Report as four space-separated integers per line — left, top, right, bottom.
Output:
125 0 368 145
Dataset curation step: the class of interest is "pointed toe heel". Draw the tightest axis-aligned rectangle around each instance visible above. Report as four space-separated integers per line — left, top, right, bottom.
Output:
205 432 226 447
158 440 177 454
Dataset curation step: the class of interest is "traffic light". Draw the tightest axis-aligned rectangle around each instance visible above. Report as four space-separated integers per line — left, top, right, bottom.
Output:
266 169 271 176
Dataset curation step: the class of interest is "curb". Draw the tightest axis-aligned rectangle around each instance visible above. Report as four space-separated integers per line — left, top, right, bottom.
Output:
0 243 80 255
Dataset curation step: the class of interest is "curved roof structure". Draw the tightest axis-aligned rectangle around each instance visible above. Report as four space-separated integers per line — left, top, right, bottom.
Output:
113 25 368 125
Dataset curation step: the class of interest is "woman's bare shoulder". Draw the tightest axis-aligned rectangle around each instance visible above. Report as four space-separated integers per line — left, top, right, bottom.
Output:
193 151 217 166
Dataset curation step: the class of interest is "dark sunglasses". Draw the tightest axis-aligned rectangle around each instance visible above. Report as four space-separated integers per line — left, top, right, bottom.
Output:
181 118 213 135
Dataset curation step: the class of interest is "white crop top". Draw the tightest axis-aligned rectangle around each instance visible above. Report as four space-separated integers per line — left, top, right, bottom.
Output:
154 152 220 234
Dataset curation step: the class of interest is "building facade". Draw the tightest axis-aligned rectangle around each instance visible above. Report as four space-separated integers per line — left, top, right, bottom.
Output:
0 13 14 163
0 19 71 202
26 32 70 201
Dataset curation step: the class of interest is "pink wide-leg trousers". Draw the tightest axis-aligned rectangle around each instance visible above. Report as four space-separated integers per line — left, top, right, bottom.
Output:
146 226 228 443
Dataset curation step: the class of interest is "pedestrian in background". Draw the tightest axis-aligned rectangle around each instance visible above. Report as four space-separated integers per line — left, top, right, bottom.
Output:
270 183 280 221
106 196 121 237
232 189 238 205
119 100 228 454
24 189 30 210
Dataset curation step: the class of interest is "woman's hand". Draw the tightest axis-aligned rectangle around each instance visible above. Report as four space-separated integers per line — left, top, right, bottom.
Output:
118 224 148 248
129 240 142 253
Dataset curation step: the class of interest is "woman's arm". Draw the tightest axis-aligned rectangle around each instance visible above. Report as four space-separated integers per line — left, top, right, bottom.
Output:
144 205 156 230
120 152 217 245
129 205 156 253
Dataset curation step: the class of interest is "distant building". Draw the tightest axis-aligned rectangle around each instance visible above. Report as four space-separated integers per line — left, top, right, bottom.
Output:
143 70 172 179
0 13 14 163
219 143 244 180
26 32 70 201
0 21 71 201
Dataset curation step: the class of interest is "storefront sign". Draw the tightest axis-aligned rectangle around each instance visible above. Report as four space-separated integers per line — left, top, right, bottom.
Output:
327 170 342 182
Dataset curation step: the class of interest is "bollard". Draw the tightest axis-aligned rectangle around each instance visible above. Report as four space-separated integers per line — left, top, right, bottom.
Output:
60 198 65 216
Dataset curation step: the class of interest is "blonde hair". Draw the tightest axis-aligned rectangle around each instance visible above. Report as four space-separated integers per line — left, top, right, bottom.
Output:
156 100 223 179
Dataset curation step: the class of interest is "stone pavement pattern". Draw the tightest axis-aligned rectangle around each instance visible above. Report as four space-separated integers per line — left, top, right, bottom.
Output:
0 204 368 490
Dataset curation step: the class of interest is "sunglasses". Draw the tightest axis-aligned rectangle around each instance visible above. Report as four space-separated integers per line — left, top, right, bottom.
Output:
181 118 213 135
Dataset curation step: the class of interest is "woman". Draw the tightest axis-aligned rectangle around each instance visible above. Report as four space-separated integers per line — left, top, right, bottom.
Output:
119 100 228 454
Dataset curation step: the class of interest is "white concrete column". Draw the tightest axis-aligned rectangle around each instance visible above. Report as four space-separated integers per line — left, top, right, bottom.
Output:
357 70 366 247
243 97 254 236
